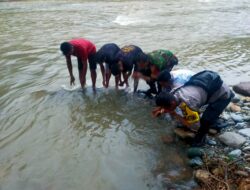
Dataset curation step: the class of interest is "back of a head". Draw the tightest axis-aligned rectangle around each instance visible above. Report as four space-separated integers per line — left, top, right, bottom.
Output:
94 51 103 64
60 42 72 55
157 70 171 82
155 92 175 107
136 52 149 63
111 63 120 76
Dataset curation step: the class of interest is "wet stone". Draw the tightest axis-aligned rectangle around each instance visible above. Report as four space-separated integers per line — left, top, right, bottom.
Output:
231 95 241 103
218 132 246 148
233 82 250 97
207 139 217 146
238 128 250 138
228 149 242 158
235 122 247 129
188 157 203 167
209 129 218 135
241 96 250 103
187 147 205 159
243 116 250 121
230 113 244 123
161 134 174 144
242 107 250 111
230 103 241 112
243 146 250 152
221 112 231 120
174 128 195 139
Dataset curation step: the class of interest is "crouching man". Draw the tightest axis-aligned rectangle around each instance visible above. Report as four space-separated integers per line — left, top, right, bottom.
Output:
154 70 234 146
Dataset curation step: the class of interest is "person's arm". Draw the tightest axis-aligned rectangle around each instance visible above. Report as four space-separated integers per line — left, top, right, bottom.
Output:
150 65 160 80
133 71 151 82
99 63 106 87
66 56 75 85
105 69 112 88
115 75 120 89
123 71 131 87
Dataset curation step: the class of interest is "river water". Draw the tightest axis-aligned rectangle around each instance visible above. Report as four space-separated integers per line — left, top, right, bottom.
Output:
0 0 250 190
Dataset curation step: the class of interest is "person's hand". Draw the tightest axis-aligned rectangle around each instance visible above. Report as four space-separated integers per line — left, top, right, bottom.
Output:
70 76 75 86
152 107 164 117
132 72 142 79
119 81 124 87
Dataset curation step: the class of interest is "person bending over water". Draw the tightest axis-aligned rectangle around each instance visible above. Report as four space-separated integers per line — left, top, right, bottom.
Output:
95 43 120 88
60 38 104 91
133 49 178 97
111 45 143 92
153 70 234 146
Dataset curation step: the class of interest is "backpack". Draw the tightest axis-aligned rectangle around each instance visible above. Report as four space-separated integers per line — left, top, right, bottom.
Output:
184 70 223 100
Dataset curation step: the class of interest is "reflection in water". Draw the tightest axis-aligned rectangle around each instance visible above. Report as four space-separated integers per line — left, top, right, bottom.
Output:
0 0 250 189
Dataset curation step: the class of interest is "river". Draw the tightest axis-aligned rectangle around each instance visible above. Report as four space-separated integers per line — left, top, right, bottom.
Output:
0 0 250 190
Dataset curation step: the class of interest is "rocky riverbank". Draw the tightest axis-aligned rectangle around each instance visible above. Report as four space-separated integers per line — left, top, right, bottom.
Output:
158 82 250 189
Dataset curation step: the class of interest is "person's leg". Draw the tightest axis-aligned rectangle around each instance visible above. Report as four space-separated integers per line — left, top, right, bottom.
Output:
193 96 232 146
105 63 112 88
88 54 97 90
77 57 87 88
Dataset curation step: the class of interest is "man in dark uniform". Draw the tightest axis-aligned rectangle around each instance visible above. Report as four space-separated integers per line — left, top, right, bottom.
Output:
95 43 120 88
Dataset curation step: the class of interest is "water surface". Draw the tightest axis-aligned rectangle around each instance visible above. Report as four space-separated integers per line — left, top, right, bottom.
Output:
0 1 250 190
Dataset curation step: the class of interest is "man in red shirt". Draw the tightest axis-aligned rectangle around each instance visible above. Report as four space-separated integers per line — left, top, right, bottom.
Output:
60 38 105 91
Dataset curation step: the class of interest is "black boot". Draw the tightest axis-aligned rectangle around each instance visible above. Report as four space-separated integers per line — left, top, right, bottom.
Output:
192 119 212 147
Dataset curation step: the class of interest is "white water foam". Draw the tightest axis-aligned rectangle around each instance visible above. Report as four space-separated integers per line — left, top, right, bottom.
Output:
113 15 148 26
61 84 81 91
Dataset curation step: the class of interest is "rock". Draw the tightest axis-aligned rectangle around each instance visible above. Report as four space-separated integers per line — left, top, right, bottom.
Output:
242 106 250 111
188 157 203 167
228 149 242 158
239 128 250 138
243 146 250 152
221 112 231 120
242 96 250 103
230 103 241 112
174 128 195 139
235 122 247 129
218 132 246 148
209 129 218 135
207 139 217 145
187 148 205 159
233 82 250 96
231 94 241 103
230 113 244 122
243 116 250 121
194 169 211 183
234 170 249 177
161 135 174 144
211 118 229 130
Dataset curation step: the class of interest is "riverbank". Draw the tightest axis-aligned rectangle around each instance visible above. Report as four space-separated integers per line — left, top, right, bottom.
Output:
169 82 250 189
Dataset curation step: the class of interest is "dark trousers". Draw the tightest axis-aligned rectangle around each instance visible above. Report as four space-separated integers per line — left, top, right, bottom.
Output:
195 92 234 143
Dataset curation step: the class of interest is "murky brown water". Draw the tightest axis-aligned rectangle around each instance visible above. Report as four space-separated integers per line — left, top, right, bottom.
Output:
0 0 250 190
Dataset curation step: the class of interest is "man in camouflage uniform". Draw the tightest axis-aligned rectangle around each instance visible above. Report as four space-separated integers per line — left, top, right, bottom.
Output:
134 49 178 97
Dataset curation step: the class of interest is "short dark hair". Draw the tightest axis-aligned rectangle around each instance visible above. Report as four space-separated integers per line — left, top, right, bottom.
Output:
135 52 149 63
155 92 176 107
111 63 120 76
60 42 72 55
157 70 171 82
